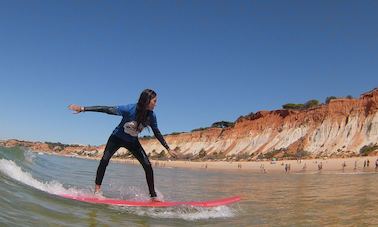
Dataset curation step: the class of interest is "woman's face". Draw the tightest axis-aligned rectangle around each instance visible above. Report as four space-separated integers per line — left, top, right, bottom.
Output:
147 96 157 110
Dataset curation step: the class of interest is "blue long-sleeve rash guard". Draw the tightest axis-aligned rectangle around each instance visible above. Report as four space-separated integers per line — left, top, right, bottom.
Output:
83 104 170 150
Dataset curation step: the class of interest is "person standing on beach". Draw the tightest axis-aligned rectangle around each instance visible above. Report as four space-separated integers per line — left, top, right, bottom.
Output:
68 89 178 200
318 162 323 171
285 163 289 173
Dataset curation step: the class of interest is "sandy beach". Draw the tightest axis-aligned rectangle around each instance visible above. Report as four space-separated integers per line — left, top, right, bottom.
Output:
144 157 378 173
42 151 378 173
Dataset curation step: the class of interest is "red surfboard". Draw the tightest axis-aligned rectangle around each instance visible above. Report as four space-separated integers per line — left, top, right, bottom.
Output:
59 194 241 207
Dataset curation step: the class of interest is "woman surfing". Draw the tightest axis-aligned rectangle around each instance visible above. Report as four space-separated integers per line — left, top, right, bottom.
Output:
68 89 178 201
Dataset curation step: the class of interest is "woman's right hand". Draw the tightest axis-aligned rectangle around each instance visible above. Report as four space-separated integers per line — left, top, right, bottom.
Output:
68 104 84 114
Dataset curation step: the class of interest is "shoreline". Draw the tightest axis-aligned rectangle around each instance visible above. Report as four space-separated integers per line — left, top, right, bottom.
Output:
35 150 378 174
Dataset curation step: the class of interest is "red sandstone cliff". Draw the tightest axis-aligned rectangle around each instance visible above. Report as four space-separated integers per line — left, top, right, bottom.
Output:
141 88 378 159
1 88 378 160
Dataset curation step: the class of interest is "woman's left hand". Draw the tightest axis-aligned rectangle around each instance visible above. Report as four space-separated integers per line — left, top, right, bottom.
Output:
168 149 179 159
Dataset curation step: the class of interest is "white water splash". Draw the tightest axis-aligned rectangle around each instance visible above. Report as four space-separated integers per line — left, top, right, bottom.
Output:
112 205 237 221
24 150 36 163
103 180 237 219
0 159 89 196
0 158 238 220
107 181 164 201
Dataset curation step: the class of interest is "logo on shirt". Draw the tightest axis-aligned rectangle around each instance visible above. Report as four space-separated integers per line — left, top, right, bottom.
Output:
123 121 144 137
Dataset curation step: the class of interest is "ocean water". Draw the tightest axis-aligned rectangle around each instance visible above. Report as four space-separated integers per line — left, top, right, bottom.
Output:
1 146 378 226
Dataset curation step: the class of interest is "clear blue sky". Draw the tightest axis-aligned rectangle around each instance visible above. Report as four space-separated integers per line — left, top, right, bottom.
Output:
0 0 377 145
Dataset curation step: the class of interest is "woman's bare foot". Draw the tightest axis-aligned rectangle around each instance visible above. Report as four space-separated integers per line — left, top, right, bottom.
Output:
150 197 162 202
94 184 101 194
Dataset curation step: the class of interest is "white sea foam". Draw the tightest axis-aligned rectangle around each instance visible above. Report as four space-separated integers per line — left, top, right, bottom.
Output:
24 150 36 163
0 159 88 196
104 181 237 220
107 181 164 201
112 205 237 221
0 158 238 220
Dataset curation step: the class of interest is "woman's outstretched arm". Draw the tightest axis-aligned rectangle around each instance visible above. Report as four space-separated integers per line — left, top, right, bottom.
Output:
68 104 119 115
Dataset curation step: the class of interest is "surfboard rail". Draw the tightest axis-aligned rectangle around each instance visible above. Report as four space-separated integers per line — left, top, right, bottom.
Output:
59 194 241 207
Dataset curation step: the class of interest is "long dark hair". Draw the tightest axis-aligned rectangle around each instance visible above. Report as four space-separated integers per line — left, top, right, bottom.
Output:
136 89 157 130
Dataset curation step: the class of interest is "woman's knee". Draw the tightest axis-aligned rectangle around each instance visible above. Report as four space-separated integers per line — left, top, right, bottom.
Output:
99 158 110 167
142 161 153 172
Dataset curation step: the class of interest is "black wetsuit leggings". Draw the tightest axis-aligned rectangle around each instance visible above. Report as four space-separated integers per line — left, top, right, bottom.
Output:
95 135 156 197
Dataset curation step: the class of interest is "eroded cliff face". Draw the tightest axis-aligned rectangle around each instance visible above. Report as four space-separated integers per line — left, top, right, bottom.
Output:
2 88 378 159
140 88 378 159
